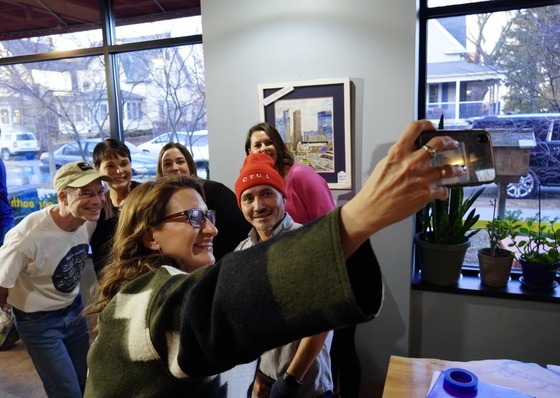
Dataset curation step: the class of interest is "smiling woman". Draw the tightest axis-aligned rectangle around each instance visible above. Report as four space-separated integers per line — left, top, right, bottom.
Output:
156 142 251 261
83 174 382 398
89 139 143 277
82 119 459 397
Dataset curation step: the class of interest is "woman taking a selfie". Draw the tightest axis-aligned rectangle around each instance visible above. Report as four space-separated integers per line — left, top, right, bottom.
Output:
84 120 463 397
156 142 251 260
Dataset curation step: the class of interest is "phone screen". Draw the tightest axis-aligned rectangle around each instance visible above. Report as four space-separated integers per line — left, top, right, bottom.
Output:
417 130 496 187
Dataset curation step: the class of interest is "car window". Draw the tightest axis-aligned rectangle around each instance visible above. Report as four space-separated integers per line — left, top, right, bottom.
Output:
17 133 35 140
550 122 560 142
191 135 208 145
126 143 140 153
63 142 81 156
169 133 186 143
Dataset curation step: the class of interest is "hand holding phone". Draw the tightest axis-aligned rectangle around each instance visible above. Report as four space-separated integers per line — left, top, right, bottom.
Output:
416 130 496 188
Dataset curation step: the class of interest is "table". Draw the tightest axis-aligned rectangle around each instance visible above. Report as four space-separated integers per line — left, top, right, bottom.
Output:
382 355 560 398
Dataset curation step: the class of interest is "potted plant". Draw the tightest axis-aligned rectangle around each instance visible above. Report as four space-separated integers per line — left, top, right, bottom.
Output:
506 217 560 290
415 187 484 286
477 202 519 287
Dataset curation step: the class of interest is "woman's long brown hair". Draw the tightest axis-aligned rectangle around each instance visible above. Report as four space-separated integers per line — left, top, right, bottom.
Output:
85 175 204 331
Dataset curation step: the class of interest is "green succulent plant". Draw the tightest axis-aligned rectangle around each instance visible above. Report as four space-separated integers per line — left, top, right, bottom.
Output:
417 187 484 245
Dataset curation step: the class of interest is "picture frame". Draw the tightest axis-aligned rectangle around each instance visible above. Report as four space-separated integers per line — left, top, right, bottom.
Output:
258 77 352 189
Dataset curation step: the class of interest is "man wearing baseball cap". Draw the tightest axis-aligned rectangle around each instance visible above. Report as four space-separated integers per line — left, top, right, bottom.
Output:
233 153 334 398
0 161 111 397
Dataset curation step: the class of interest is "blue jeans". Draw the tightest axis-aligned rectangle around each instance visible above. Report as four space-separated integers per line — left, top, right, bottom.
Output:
13 294 90 398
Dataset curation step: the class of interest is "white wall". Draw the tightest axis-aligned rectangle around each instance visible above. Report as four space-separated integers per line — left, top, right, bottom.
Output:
410 291 560 365
201 1 560 397
201 1 416 396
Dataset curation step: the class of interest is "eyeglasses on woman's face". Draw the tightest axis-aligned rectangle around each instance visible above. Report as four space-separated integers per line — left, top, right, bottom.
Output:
160 209 216 229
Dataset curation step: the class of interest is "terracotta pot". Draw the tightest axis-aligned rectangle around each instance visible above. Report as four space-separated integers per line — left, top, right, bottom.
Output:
415 233 470 286
477 248 514 287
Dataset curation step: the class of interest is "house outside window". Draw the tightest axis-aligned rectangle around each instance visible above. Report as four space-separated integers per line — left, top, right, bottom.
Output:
98 104 108 121
0 2 203 222
126 102 142 121
420 0 560 268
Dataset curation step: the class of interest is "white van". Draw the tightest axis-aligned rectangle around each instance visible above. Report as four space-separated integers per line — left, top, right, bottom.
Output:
138 130 209 161
0 131 39 160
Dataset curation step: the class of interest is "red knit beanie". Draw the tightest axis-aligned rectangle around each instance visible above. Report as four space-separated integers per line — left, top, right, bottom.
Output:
234 153 286 208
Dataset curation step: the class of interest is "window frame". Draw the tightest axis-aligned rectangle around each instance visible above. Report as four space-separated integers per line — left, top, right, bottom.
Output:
418 0 560 118
416 0 560 302
0 6 202 142
1 2 204 223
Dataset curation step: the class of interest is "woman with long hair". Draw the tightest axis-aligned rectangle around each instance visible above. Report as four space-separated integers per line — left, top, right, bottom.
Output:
84 121 463 397
157 142 251 261
244 122 336 224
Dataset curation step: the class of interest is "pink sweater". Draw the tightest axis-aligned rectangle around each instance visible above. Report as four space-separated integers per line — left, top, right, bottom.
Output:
284 163 336 224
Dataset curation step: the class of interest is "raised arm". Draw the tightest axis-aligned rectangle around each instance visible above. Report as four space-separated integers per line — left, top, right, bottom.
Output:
340 120 463 258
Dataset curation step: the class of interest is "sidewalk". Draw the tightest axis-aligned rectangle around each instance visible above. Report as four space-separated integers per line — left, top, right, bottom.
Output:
474 205 559 221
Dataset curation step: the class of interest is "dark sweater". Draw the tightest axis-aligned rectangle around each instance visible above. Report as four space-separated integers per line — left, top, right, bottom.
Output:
90 181 141 276
84 209 383 397
202 180 251 261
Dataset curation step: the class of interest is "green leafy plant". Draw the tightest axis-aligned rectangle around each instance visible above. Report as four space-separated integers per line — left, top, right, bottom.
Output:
417 187 484 245
507 217 560 264
483 202 520 257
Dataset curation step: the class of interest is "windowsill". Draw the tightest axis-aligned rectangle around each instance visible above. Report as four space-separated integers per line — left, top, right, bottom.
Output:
411 270 560 304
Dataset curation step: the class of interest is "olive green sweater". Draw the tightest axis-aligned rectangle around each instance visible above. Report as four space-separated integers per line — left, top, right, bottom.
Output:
84 209 383 397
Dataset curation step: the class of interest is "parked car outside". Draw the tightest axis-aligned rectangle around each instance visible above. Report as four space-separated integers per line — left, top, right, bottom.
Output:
138 130 209 162
468 113 560 199
0 131 39 160
39 138 159 178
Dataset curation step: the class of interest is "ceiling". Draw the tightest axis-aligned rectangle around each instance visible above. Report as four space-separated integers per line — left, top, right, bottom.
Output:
0 0 201 41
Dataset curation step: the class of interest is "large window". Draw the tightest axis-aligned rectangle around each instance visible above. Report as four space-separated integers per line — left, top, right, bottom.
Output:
0 2 204 221
419 0 560 270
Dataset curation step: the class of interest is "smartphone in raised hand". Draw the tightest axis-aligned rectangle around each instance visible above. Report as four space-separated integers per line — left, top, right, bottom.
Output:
416 130 496 187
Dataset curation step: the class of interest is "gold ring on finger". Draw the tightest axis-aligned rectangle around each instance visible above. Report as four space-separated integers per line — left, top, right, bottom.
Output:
422 144 437 158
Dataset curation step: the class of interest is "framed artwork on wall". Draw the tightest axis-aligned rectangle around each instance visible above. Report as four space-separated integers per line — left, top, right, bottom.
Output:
258 77 352 190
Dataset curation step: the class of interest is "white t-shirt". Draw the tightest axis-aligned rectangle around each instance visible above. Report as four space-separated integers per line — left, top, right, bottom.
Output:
0 205 96 312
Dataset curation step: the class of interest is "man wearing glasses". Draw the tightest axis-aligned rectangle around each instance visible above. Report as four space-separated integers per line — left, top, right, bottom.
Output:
0 161 111 398
233 153 334 398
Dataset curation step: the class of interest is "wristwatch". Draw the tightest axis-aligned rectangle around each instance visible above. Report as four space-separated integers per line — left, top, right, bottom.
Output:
283 372 303 389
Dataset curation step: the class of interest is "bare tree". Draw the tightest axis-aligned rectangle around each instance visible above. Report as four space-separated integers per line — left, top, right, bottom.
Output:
488 7 560 113
117 41 206 152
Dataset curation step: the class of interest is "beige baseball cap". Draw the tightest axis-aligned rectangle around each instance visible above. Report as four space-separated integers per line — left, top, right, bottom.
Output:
54 161 113 192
